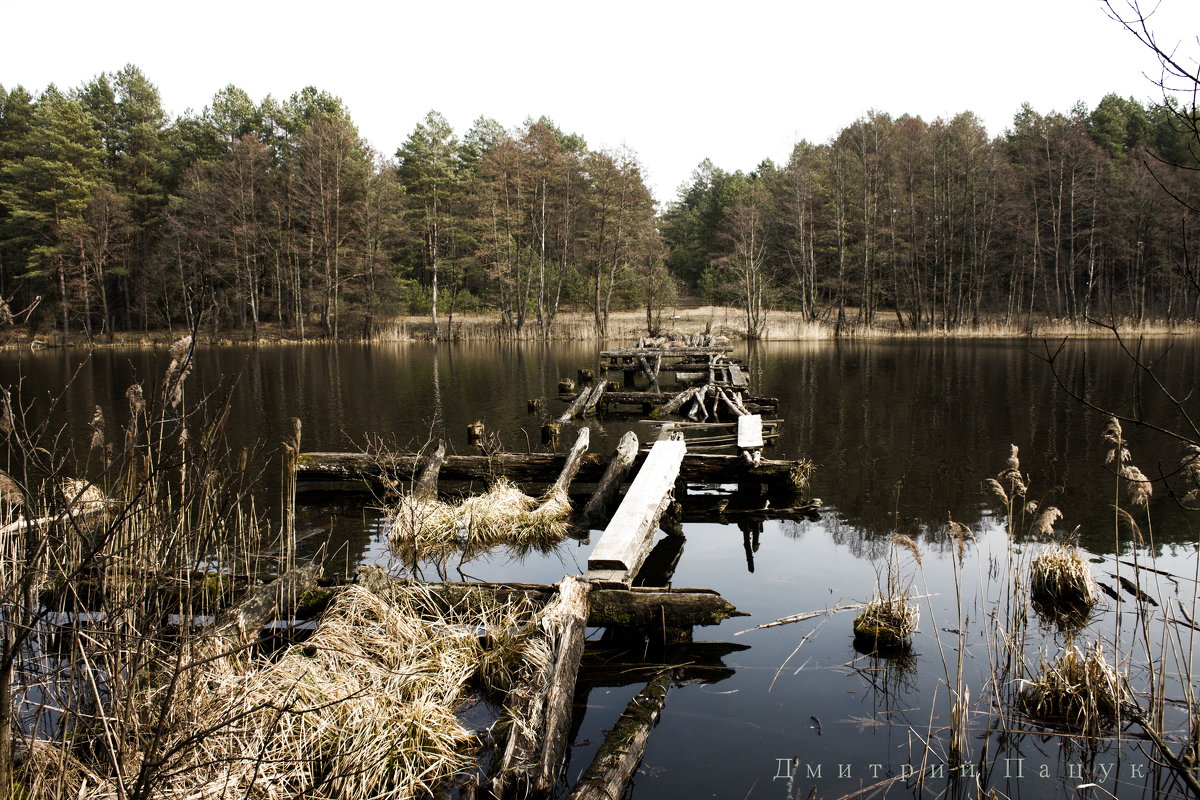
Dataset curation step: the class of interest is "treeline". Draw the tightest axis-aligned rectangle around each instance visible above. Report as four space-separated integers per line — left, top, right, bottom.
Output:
0 66 663 342
665 101 1200 335
1 66 1199 342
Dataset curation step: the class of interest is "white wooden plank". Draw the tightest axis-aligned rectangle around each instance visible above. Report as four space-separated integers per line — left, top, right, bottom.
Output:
737 414 764 449
587 437 686 574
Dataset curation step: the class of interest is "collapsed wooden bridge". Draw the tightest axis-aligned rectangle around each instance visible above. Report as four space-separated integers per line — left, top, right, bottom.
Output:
287 333 816 798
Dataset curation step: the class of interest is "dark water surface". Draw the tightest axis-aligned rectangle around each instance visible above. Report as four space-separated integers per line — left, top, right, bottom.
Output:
2 338 1198 799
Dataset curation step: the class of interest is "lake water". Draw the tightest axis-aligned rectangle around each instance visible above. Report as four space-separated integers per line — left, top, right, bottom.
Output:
2 337 1198 798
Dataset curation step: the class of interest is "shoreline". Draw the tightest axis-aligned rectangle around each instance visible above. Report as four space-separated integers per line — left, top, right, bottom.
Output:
3 307 1198 350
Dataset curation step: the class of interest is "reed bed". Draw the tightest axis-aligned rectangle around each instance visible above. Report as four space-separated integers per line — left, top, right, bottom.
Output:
853 593 919 652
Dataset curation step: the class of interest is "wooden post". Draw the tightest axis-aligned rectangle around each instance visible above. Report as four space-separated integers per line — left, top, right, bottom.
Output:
566 672 671 800
414 440 445 501
579 431 639 528
547 427 590 497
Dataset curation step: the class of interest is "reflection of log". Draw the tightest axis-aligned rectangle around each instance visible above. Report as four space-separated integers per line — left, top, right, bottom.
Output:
578 640 750 688
579 431 639 528
492 575 591 795
566 672 672 800
296 450 805 492
405 581 743 627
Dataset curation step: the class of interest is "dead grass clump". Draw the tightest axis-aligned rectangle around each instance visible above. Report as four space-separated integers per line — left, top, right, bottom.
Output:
1182 444 1200 505
1020 642 1127 736
388 479 572 567
143 582 538 800
1030 545 1097 610
853 594 919 652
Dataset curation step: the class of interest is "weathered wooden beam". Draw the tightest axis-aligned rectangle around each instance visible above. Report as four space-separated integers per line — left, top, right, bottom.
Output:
491 575 591 796
414 440 445 501
193 564 321 661
738 414 764 466
579 431 639 528
651 385 704 418
399 580 743 627
296 450 805 492
581 379 608 416
566 672 672 800
586 435 686 582
547 427 590 497
600 390 778 414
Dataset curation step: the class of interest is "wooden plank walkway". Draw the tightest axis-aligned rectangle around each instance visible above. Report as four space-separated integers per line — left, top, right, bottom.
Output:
584 433 686 587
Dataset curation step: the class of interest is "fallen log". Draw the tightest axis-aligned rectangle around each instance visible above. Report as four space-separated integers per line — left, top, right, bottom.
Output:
491 575 591 796
566 672 672 800
393 580 743 627
651 385 704 418
193 564 322 661
579 431 639 528
296 450 806 492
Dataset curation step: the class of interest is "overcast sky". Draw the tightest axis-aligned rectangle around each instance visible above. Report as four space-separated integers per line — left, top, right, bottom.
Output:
4 0 1199 203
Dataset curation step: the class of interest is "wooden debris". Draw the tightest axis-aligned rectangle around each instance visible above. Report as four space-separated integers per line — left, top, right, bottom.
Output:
394 581 743 628
579 431 639 528
296 450 808 494
492 575 591 796
414 439 445 501
548 427 591 496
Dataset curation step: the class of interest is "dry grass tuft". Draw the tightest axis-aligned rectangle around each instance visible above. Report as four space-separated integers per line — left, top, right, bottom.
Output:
853 594 920 651
134 582 539 800
1182 444 1200 505
1030 545 1097 611
1020 642 1127 736
389 479 573 567
997 445 1029 499
984 477 1009 505
1119 464 1153 507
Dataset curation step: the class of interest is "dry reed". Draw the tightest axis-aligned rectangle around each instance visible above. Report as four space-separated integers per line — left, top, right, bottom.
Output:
77 581 539 800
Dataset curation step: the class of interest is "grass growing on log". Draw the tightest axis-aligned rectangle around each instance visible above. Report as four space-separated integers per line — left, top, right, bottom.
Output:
388 479 572 571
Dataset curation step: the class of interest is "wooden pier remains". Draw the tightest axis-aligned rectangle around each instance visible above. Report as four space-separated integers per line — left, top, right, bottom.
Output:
287 332 817 800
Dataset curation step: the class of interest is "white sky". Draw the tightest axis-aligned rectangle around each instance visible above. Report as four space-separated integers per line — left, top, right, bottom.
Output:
4 0 1199 204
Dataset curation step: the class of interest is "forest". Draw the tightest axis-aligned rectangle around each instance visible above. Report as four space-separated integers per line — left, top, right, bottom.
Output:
1 66 1199 342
